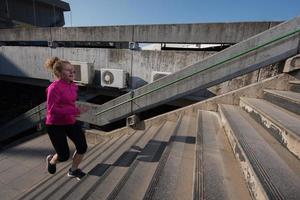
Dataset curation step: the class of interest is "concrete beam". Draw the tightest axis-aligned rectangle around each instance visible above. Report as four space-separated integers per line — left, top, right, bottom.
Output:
133 22 281 43
0 22 281 43
80 16 300 126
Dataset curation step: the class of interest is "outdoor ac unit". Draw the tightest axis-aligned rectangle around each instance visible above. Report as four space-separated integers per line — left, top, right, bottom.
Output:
70 61 94 85
151 71 171 82
100 68 128 88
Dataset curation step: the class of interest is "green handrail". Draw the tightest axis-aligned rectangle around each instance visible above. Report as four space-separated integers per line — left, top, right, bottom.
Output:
95 27 300 116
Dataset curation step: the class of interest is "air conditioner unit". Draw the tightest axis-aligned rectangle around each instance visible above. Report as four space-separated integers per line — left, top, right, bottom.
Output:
70 61 94 85
100 68 128 89
151 71 171 82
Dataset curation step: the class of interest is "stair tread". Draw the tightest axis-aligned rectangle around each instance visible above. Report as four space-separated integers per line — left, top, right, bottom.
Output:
264 89 300 103
112 120 177 200
150 114 197 200
197 110 251 200
80 124 164 200
240 97 300 138
220 104 300 199
238 106 300 175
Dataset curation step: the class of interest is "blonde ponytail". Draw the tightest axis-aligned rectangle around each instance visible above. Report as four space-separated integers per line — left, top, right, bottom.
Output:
45 57 70 78
45 56 59 70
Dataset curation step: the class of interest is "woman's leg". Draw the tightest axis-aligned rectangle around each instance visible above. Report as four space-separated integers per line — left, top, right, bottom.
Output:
71 151 84 170
66 122 88 170
50 153 59 165
46 125 70 166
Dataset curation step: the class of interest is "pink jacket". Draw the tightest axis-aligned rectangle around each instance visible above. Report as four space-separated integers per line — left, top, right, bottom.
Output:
46 79 80 125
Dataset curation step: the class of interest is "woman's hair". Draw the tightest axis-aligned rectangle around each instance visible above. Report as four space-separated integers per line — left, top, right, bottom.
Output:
45 57 70 77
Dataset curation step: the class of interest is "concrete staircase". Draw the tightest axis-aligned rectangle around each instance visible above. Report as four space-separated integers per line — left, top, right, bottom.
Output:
15 75 300 200
16 112 251 200
219 80 300 199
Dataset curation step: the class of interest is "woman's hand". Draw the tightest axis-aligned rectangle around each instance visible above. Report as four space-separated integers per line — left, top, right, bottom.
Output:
78 106 89 114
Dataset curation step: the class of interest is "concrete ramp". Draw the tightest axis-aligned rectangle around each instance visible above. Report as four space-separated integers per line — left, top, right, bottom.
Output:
79 16 300 126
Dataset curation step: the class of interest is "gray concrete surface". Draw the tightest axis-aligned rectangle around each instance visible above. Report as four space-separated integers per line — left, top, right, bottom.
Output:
0 134 57 200
219 104 300 199
197 110 251 200
240 97 300 160
0 22 280 43
0 46 214 89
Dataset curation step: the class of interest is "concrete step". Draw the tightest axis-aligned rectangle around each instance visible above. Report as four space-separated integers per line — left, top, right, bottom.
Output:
263 89 300 115
89 119 180 200
219 104 300 200
289 80 300 92
68 122 168 200
145 113 196 200
240 97 300 159
195 110 251 200
0 134 55 200
17 130 134 200
111 120 179 200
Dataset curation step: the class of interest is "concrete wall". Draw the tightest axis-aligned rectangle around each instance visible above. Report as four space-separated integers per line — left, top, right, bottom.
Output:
0 44 284 100
0 46 51 80
0 46 214 89
0 22 280 43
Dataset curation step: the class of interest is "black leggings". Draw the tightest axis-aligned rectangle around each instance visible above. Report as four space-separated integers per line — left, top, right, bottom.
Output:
46 121 88 162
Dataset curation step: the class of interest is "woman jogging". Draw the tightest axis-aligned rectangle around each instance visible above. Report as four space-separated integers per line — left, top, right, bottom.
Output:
45 57 87 180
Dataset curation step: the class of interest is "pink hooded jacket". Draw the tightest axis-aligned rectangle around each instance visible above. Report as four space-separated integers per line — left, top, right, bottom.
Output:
46 79 80 125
